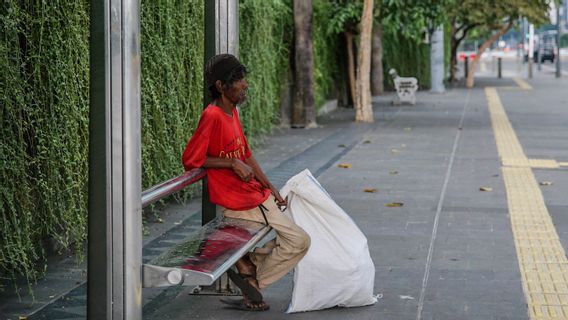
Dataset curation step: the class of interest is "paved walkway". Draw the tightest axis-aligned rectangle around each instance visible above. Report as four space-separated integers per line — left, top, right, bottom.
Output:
3 58 568 320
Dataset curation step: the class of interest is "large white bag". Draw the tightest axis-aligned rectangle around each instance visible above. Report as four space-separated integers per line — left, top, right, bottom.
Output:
280 169 377 313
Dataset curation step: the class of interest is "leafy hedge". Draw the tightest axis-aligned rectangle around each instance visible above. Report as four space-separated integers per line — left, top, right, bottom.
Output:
140 1 204 193
239 0 293 135
0 0 295 287
383 30 431 90
1 0 90 287
313 0 342 108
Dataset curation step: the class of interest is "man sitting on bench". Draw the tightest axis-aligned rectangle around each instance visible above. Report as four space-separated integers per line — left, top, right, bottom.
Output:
182 54 311 311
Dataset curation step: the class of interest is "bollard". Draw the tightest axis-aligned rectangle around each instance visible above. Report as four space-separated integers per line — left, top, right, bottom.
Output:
498 57 502 79
464 56 469 79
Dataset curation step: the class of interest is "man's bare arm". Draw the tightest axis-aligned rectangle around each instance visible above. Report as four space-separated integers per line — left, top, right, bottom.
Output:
245 155 287 206
203 157 253 182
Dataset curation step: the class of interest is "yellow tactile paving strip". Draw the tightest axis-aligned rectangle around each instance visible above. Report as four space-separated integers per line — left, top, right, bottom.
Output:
513 77 534 90
502 158 560 169
485 87 568 319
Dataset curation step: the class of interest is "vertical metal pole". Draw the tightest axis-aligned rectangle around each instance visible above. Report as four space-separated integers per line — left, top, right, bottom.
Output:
538 33 542 71
498 57 502 79
529 24 534 78
122 1 142 318
557 2 562 78
88 0 142 319
523 18 528 64
202 0 239 225
464 56 469 79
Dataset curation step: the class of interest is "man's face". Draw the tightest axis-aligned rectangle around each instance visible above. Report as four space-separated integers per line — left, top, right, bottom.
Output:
223 78 248 105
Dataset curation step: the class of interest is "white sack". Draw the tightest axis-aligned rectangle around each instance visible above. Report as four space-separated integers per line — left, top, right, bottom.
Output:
280 169 377 313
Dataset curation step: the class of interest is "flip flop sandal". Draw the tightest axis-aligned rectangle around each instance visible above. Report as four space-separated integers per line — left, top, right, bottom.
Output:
226 269 263 303
219 298 270 311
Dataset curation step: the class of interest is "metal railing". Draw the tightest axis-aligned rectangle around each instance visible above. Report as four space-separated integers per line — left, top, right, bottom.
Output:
141 168 206 208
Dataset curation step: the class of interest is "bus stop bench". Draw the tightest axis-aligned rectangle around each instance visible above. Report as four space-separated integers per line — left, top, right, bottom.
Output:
389 68 418 105
139 169 273 288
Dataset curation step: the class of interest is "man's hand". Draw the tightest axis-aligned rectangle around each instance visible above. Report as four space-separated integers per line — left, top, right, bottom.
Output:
231 159 254 182
271 187 288 211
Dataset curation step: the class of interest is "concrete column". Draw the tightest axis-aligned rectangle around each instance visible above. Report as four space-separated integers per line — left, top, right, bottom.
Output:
430 25 445 93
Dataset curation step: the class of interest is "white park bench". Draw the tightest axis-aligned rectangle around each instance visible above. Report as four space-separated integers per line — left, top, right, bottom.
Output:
389 68 418 105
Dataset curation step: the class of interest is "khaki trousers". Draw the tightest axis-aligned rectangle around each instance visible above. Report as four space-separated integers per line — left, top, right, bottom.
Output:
223 194 310 289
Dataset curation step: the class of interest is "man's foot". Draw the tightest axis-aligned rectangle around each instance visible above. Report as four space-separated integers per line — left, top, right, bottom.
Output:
235 255 263 296
219 298 269 311
225 269 269 311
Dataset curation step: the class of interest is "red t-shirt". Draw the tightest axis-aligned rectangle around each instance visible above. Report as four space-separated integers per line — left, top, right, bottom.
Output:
182 105 270 211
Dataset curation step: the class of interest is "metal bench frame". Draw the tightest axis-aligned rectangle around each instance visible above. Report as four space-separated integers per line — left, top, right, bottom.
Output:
140 169 273 288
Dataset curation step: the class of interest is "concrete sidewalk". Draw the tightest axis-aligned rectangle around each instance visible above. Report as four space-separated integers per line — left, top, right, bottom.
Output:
5 62 568 319
141 70 568 319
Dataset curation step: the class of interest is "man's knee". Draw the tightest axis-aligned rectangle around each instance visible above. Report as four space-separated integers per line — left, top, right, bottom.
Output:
296 229 311 254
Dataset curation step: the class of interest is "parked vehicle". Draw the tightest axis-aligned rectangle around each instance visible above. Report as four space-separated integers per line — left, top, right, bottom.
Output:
524 45 556 63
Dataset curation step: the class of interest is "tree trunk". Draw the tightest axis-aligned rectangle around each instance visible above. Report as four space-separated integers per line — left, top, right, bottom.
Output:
371 23 384 96
466 21 513 88
345 31 356 106
292 0 316 128
449 23 458 82
450 23 477 82
355 0 374 122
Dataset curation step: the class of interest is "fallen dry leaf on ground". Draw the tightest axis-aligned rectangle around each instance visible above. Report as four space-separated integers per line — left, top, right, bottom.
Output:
337 144 347 148
479 187 493 192
386 202 404 207
337 163 352 169
363 140 371 144
391 149 400 154
539 181 553 186
404 127 412 131
363 188 378 193
389 170 399 175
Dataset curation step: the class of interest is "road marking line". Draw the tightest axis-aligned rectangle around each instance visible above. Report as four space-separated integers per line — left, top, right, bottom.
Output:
486 87 568 319
513 77 533 90
481 61 487 72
